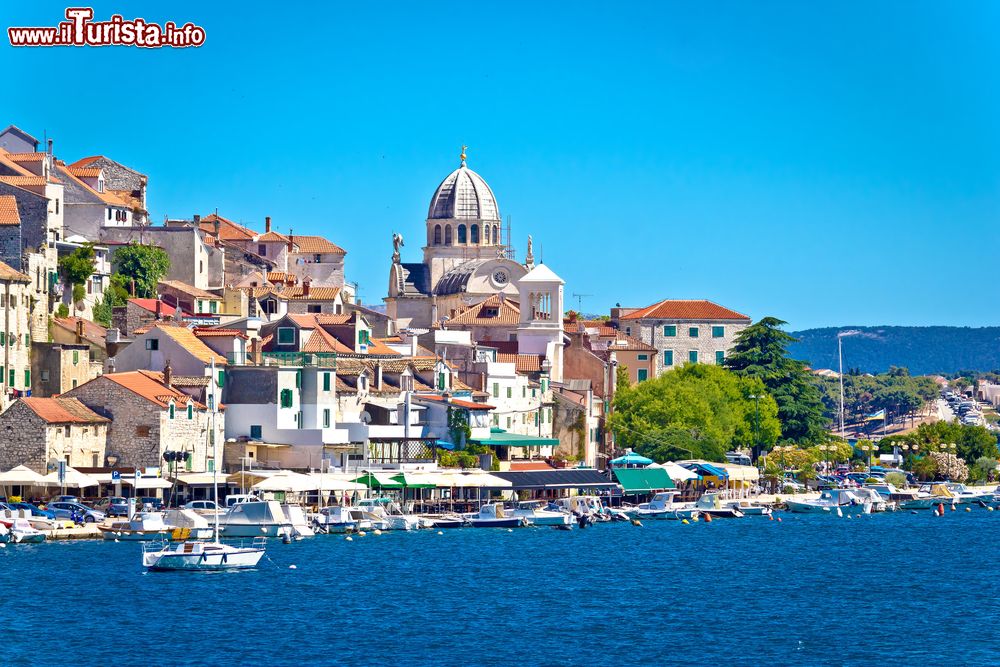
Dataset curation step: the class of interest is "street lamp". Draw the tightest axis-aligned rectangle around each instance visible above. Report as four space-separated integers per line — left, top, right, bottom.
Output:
749 394 761 461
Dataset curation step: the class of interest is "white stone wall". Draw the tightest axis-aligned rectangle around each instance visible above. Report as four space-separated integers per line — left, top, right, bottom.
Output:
621 319 749 375
0 279 32 409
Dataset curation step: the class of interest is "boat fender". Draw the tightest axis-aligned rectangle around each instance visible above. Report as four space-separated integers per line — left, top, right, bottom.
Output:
436 531 443 535
631 519 642 527
704 513 712 523
951 504 957 512
937 503 945 515
282 534 291 544
836 508 843 518
989 507 995 512
201 553 208 562
373 529 382 536
345 536 353 541
776 517 782 523
768 514 774 521
965 507 972 512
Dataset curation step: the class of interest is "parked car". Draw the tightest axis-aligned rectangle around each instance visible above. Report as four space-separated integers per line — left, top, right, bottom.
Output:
47 501 105 523
48 495 80 504
92 497 129 517
138 496 164 510
3 502 57 520
183 500 222 512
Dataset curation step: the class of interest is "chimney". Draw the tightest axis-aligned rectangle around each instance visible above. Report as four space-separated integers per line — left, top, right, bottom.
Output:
47 139 53 155
163 361 172 388
250 337 261 365
265 216 271 233
193 214 201 225
75 318 84 342
287 229 294 252
302 278 310 297
410 332 418 357
214 219 220 236
155 300 163 320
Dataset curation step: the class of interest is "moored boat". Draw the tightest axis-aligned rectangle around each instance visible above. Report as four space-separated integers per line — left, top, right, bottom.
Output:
511 501 573 527
625 491 699 520
142 537 266 571
1 518 45 543
99 512 175 541
786 488 872 514
467 503 527 528
694 492 745 518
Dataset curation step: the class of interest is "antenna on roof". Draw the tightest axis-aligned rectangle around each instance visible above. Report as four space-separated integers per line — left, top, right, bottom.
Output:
572 293 593 312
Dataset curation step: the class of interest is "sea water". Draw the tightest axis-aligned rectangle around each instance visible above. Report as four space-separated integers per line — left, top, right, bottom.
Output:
4 510 1000 666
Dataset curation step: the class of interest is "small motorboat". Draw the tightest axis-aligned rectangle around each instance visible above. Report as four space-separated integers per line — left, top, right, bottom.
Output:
725 500 772 516
511 501 574 527
694 493 745 518
2 518 46 543
625 491 699 520
142 537 266 571
356 499 423 531
786 488 872 514
312 506 390 533
98 512 175 541
467 503 527 528
420 514 467 529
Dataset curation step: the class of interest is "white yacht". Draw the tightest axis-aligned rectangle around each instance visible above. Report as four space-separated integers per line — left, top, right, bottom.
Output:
556 496 611 521
312 506 390 533
694 492 745 518
0 518 45 543
467 503 527 528
356 498 422 531
281 504 316 538
725 500 772 516
162 509 215 540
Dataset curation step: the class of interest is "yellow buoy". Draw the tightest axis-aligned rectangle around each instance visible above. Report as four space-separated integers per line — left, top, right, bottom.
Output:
681 519 689 525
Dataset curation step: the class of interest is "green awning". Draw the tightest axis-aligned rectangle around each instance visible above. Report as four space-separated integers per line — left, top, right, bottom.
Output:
352 472 404 489
471 429 560 448
613 467 675 493
391 472 435 489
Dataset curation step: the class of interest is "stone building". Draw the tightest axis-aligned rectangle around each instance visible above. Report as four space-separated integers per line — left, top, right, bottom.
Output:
612 300 752 375
0 397 109 473
0 259 32 410
64 370 223 473
31 342 101 397
51 316 108 365
157 280 223 316
66 155 148 223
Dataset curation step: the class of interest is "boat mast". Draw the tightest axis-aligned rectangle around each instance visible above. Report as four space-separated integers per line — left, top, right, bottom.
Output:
211 358 220 544
838 333 846 440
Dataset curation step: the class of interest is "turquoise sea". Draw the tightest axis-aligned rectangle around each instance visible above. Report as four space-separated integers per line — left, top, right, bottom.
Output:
4 510 1000 666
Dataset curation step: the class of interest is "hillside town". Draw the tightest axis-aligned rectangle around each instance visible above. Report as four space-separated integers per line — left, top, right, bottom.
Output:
0 124 756 490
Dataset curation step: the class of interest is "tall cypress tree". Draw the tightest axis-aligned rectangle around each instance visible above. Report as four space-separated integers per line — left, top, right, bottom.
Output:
724 317 829 444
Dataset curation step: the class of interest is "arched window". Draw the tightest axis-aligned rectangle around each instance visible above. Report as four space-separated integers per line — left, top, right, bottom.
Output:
471 224 479 244
483 225 490 244
493 225 500 245
433 224 442 245
457 225 467 244
445 225 452 244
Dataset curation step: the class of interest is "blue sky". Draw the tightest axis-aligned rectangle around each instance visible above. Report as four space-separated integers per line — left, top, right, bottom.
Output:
4 1 999 329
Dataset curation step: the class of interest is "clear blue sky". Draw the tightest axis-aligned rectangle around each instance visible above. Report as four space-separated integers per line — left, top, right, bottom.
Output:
5 1 999 329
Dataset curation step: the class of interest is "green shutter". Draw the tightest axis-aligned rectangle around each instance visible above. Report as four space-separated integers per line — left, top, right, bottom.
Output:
208 459 215 472
323 372 331 391
72 350 79 365
7 368 13 386
663 325 676 337
664 350 673 366
218 370 225 387
168 404 175 419
716 351 725 364
210 301 217 314
23 369 29 387
689 327 699 338
323 409 330 428
295 370 301 388
637 369 648 381
689 350 698 363
712 325 725 338
0 333 5 346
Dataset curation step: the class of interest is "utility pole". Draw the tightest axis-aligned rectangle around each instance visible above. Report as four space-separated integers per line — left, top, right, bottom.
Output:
571 293 593 313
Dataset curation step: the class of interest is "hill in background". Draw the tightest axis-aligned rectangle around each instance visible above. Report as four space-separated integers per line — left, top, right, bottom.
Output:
788 326 1000 375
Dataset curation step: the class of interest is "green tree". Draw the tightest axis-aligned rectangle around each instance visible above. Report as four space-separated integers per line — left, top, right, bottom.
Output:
92 274 131 327
724 317 828 444
112 243 170 298
59 244 96 313
616 364 631 390
609 363 780 462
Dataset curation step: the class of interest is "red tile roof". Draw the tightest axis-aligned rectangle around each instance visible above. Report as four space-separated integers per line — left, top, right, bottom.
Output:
448 294 520 326
0 175 46 187
129 299 178 316
5 152 46 162
0 260 29 283
199 213 257 241
0 195 20 226
603 332 657 352
620 299 750 321
146 324 227 365
193 327 247 339
509 461 556 471
19 397 109 424
67 166 101 178
289 235 346 255
270 286 342 301
158 280 219 300
53 164 131 207
258 231 289 243
497 353 544 373
97 370 210 409
53 316 107 343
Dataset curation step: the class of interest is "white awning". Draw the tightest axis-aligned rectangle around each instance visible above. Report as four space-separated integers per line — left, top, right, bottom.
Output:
649 461 699 481
0 465 47 485
124 477 174 489
40 467 100 488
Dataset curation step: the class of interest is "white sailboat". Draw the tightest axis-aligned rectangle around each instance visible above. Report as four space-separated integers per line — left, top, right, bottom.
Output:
142 360 266 571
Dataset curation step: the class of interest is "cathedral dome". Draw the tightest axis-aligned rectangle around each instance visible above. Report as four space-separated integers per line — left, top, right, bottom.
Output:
427 161 500 221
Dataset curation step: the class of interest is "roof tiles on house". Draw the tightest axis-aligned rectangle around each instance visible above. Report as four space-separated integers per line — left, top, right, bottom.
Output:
66 166 102 178
619 299 750 321
496 353 544 373
416 395 494 411
129 299 178 316
52 316 107 343
19 397 110 424
0 259 30 283
158 280 219 300
0 175 46 187
289 235 346 255
447 294 521 326
258 231 289 243
199 213 257 241
147 324 227 365
0 195 20 225
95 370 210 409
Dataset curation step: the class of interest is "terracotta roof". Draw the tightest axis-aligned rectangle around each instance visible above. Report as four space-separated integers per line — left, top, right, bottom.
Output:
266 271 293 283
415 395 495 410
448 294 521 326
272 286 342 301
193 327 247 340
18 397 110 425
68 156 103 168
0 175 46 187
66 166 101 178
289 235 345 255
301 327 354 354
604 332 657 352
199 213 257 241
497 353 544 373
53 316 107 343
0 149 34 177
5 152 46 163
158 280 219 300
619 299 751 321
258 231 289 243
96 370 209 409
129 298 179 317
0 260 30 283
52 164 132 207
364 338 401 356
0 195 20 226
147 324 227 365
